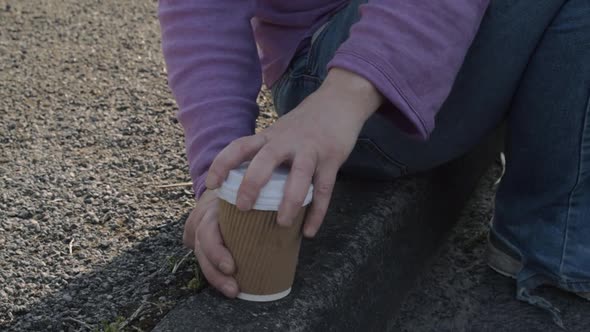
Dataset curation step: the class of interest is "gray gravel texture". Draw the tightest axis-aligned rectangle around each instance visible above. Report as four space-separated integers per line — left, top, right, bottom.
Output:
0 0 275 331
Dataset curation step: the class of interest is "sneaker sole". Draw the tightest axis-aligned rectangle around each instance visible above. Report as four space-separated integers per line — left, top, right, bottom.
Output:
486 234 590 301
486 235 521 279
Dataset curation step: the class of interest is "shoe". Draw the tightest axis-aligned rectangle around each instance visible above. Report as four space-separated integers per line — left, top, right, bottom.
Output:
486 232 590 301
493 152 506 186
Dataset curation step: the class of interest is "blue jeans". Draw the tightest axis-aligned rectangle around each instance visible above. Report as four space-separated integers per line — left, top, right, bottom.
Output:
272 0 590 307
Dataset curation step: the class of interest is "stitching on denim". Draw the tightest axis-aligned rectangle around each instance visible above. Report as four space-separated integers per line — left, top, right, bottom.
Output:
288 74 323 85
305 21 333 77
559 91 590 274
562 279 590 286
270 70 291 115
304 0 357 76
357 138 407 174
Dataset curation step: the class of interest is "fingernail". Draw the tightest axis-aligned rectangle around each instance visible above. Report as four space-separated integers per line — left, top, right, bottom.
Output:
303 226 317 238
223 282 237 295
237 196 251 211
219 261 232 274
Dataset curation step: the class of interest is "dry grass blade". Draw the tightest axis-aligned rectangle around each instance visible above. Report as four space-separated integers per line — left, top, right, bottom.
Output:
63 317 92 331
119 302 148 330
68 238 74 256
153 182 193 189
171 250 193 274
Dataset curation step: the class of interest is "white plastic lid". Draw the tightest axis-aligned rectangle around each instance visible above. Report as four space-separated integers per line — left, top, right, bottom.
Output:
217 163 314 211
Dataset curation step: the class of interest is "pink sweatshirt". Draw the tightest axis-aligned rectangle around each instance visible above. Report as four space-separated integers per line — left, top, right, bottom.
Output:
158 0 490 198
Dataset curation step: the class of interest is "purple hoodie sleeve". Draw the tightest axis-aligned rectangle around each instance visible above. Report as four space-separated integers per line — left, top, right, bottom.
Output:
158 0 260 198
328 0 490 139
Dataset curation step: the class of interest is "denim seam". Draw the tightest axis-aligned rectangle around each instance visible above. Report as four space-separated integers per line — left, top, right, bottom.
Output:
562 278 590 285
305 17 334 77
525 264 590 285
518 268 590 298
559 91 590 274
270 70 289 110
357 137 408 175
289 73 323 85
331 50 429 137
559 278 590 294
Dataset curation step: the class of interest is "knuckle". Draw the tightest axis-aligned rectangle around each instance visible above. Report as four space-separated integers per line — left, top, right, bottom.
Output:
213 145 238 168
207 167 223 184
210 250 226 266
324 142 346 156
234 137 254 155
314 181 334 196
261 144 282 161
211 154 229 172
291 162 314 178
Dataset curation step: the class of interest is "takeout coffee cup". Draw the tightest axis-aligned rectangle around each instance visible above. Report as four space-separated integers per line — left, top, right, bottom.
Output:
217 164 313 302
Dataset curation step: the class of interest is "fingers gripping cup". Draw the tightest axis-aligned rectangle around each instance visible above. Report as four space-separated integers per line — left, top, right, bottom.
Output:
217 164 313 302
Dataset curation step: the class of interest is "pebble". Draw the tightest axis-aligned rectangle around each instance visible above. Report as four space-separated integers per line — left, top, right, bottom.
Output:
27 219 41 232
62 294 73 302
18 209 33 219
87 212 100 224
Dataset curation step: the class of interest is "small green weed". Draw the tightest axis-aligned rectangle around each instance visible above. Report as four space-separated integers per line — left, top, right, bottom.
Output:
167 255 179 272
187 261 206 291
95 316 125 332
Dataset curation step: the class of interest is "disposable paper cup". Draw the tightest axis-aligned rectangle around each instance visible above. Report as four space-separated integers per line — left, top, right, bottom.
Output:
217 164 313 302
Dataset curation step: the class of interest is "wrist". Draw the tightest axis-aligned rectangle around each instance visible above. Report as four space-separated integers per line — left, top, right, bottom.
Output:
318 67 383 122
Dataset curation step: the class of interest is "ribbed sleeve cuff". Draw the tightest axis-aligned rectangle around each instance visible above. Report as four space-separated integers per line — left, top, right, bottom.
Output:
328 50 433 140
193 173 208 200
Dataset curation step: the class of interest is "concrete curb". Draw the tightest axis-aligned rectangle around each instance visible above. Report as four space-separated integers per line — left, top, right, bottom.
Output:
154 131 502 332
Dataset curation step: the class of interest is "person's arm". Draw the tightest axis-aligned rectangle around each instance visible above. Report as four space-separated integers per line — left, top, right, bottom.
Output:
206 0 491 239
327 0 490 139
158 0 260 199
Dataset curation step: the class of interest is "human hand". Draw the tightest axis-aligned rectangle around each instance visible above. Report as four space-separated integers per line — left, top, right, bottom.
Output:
205 68 383 238
183 189 238 298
